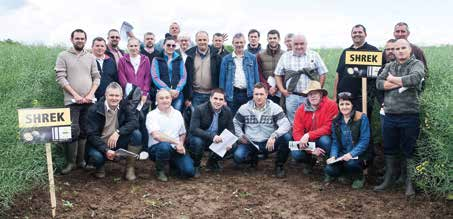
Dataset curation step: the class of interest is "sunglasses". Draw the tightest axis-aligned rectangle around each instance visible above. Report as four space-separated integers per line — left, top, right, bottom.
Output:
166 44 177 48
338 92 352 99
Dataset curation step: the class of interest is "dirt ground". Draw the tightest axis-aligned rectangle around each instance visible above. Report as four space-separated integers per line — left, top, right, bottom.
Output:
4 154 453 218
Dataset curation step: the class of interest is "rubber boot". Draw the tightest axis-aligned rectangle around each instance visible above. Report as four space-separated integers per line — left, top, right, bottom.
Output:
76 138 87 168
61 141 77 175
395 159 407 185
155 160 168 182
373 155 396 191
405 159 415 197
125 145 140 181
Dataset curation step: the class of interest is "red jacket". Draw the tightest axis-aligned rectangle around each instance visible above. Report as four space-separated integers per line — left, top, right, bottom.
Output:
292 96 338 141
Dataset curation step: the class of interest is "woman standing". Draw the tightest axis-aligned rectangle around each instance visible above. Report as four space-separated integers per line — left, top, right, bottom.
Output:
150 36 187 112
325 92 370 189
118 37 151 105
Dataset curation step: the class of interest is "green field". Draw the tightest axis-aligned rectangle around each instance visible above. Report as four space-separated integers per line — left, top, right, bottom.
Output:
0 41 451 211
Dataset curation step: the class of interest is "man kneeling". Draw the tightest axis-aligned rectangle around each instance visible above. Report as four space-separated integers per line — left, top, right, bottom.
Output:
233 83 291 178
189 88 235 177
146 89 195 181
86 82 142 180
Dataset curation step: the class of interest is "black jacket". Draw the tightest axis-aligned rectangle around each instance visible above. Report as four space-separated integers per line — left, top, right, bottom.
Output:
183 46 222 101
86 99 139 153
189 102 234 141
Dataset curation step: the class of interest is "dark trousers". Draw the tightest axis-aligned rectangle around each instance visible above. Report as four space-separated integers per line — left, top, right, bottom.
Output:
325 159 364 177
188 136 224 167
228 88 250 115
68 103 92 141
382 113 420 158
233 133 291 166
87 129 142 168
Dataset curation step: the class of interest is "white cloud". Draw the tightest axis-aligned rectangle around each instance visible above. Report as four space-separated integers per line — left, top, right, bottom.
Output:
0 0 451 48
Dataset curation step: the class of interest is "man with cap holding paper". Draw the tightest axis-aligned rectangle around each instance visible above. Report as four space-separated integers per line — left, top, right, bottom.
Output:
188 88 234 177
233 82 291 178
86 82 142 180
292 80 338 175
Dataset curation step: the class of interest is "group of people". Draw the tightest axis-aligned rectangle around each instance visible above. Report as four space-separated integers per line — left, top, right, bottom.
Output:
54 21 426 196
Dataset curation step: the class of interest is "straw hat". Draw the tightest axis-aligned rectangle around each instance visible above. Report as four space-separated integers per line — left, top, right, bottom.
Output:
302 80 328 96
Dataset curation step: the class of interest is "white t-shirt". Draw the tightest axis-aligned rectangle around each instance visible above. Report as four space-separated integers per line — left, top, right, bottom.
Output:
146 106 186 148
130 55 141 75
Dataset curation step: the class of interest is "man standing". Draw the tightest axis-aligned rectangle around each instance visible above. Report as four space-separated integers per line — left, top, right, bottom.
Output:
55 29 100 174
375 39 424 196
155 22 195 52
91 37 119 100
140 32 160 108
233 83 291 178
177 33 192 63
189 88 234 177
212 32 230 58
184 31 222 108
106 29 125 67
219 33 260 114
86 82 142 180
146 89 195 181
257 29 284 104
333 24 380 113
245 29 262 55
292 81 338 174
284 33 294 51
393 22 428 75
274 34 328 123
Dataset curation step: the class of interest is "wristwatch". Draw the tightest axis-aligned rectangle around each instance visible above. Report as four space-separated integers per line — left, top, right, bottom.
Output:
115 129 120 135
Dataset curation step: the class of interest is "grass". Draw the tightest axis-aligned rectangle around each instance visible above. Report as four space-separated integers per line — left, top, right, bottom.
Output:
0 41 451 211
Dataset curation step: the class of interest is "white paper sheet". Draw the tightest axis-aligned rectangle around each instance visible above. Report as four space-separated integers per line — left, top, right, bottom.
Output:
327 156 359 164
120 21 133 40
209 129 238 157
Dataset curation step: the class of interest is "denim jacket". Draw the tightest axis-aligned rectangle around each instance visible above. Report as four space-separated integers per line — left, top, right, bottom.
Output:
219 51 259 102
330 112 370 159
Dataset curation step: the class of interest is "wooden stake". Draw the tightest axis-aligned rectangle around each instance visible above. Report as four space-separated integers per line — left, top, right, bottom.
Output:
45 143 57 218
362 78 367 115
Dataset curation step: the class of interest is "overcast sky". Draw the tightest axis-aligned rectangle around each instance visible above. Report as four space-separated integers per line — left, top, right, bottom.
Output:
0 0 451 49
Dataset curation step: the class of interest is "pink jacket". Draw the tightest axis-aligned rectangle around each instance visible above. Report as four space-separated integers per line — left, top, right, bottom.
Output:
118 54 151 96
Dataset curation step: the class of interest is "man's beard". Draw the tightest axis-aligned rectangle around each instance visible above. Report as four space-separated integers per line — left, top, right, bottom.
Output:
73 43 84 51
146 44 154 49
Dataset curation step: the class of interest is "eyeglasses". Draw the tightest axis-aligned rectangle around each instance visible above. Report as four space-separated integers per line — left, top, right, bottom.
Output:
110 36 120 39
166 44 177 48
338 92 352 99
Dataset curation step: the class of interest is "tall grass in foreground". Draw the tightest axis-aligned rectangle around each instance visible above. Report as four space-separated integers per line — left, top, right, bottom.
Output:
0 41 64 210
0 42 451 211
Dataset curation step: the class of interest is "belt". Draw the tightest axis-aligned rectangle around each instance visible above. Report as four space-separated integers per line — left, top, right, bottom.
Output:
234 87 247 92
292 92 306 96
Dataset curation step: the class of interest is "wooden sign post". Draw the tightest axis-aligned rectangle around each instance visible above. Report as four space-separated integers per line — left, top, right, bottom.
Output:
345 50 383 114
18 108 72 218
45 143 57 218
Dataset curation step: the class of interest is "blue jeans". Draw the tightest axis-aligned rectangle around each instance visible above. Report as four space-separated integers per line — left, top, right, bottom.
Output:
172 94 184 112
192 92 211 108
148 142 195 178
233 133 291 166
285 94 306 123
382 114 420 158
227 89 250 115
325 159 363 177
87 129 142 169
291 135 331 163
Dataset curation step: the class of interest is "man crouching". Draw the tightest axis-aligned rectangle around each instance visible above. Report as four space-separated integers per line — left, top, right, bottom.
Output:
86 82 142 180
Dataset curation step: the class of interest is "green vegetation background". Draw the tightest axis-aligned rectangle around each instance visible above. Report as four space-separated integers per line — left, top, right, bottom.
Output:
0 41 451 211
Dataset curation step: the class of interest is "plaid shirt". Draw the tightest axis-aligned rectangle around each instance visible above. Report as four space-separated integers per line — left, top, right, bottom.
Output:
274 50 328 93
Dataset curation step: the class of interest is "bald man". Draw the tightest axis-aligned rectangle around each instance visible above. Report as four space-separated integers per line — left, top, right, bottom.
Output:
274 34 328 123
375 39 425 197
393 22 428 76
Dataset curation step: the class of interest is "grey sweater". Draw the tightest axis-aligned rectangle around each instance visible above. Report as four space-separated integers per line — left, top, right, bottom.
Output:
55 47 100 105
376 55 425 114
234 100 290 142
